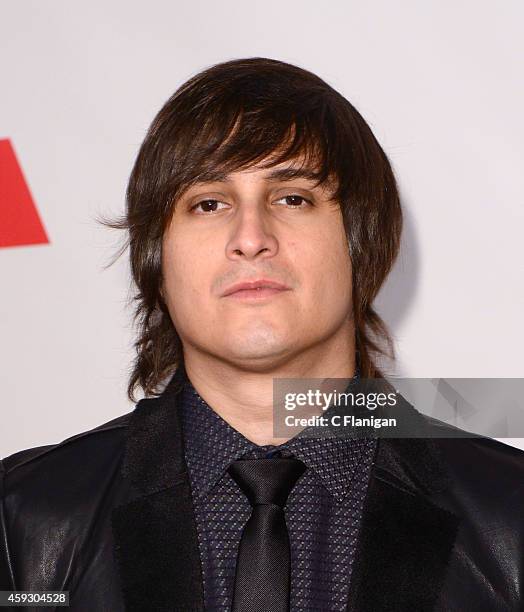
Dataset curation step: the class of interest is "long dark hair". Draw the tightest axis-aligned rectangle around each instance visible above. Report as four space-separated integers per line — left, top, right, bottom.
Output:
100 57 402 402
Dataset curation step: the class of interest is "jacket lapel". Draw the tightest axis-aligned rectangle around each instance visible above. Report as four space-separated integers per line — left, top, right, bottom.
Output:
111 368 204 612
346 405 461 612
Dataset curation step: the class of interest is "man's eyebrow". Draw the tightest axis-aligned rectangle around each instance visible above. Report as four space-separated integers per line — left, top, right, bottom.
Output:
265 166 337 193
264 166 322 183
190 166 333 188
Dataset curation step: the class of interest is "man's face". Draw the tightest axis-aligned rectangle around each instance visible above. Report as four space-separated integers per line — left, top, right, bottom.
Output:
161 159 354 371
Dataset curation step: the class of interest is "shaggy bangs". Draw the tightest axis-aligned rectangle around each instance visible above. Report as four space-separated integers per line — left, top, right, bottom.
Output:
159 93 345 219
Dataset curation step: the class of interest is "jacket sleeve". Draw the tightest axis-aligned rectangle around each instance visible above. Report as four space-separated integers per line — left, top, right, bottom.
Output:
0 458 16 590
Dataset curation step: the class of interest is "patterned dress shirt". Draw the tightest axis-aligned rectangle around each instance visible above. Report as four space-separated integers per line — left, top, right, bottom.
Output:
178 373 377 611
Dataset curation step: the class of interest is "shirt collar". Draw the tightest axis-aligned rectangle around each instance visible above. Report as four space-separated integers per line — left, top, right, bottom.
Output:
283 434 376 503
179 380 256 500
178 368 376 504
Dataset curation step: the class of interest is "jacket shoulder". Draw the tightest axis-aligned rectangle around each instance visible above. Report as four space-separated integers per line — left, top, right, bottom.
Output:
438 433 524 494
0 411 134 592
419 414 523 491
420 418 524 533
0 411 133 515
1 412 132 475
424 415 524 479
0 411 134 536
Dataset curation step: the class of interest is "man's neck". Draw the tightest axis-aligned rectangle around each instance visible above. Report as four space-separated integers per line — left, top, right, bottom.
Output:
182 335 356 446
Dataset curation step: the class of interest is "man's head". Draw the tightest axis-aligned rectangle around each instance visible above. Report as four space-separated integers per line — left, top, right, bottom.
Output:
110 57 402 400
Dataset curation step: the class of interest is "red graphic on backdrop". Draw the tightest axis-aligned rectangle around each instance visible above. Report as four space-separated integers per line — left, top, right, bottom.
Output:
0 139 49 248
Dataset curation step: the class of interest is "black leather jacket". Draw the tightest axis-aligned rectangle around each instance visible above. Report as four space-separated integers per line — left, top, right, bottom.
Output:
1 375 523 611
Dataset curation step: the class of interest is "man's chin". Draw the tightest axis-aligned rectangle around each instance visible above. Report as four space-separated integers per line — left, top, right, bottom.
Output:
217 342 296 372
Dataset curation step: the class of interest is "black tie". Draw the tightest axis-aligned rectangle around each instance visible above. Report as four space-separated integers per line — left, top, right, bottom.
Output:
227 456 307 612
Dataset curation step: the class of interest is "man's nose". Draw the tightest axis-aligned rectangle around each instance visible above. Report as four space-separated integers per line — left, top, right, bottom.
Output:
225 205 279 261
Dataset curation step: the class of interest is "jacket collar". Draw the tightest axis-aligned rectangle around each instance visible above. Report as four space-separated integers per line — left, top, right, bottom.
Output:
111 366 205 612
112 369 460 612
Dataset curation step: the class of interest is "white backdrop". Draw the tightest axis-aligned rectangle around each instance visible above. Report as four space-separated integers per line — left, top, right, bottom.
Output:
1 0 523 456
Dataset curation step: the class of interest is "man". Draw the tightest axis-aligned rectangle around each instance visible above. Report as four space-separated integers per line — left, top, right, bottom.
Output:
1 58 522 611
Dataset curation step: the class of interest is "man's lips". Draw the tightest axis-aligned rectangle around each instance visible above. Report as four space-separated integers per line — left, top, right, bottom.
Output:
221 279 291 298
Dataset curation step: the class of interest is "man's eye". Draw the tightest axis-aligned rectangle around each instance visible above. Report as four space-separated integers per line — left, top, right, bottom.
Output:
190 199 228 214
275 194 311 208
